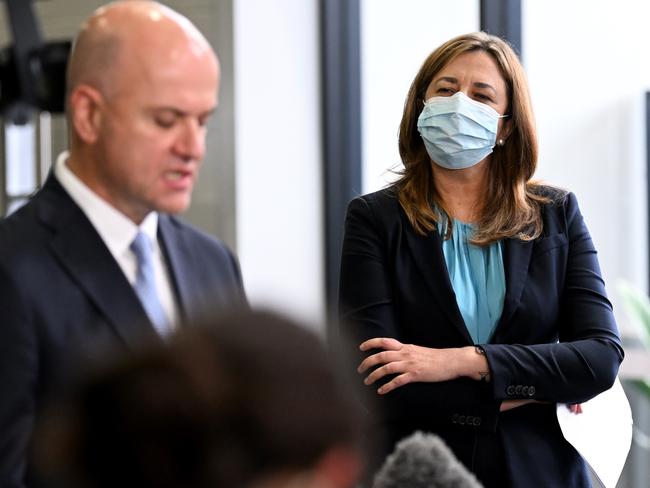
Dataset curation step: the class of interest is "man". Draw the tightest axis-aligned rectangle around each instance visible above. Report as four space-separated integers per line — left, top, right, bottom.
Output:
35 310 364 488
0 2 246 486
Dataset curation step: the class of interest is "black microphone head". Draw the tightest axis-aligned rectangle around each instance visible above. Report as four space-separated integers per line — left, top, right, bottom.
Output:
372 431 483 488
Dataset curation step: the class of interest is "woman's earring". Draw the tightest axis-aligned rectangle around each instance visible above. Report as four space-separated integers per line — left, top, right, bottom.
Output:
498 138 505 146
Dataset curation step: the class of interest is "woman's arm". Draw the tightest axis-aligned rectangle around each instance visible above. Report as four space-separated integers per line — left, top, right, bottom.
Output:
357 339 489 394
339 195 502 428
343 192 618 412
482 192 624 404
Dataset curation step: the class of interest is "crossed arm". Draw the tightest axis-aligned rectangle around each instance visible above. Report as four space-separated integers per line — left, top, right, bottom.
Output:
357 338 490 392
356 337 538 412
339 193 620 420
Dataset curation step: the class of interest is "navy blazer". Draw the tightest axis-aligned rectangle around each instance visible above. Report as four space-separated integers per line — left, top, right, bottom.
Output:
339 186 623 488
0 175 246 487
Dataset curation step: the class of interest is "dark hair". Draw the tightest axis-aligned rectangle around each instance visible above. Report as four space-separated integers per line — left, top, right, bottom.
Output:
36 310 362 488
396 31 549 244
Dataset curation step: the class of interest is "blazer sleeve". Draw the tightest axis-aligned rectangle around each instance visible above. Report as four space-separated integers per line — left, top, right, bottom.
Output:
482 192 624 404
226 246 248 307
339 196 501 431
0 264 36 488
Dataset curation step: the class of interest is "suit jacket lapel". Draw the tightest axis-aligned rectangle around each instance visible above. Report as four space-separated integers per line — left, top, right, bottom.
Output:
158 215 205 323
37 176 159 349
494 237 534 337
400 207 535 344
400 212 473 343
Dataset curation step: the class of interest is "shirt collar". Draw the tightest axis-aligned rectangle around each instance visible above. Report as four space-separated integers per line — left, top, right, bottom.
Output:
54 151 159 256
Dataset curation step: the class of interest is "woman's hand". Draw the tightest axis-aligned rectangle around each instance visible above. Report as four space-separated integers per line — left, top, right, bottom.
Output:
357 338 490 395
567 403 583 414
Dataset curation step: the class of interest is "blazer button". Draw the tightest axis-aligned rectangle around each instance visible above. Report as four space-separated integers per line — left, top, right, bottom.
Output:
515 385 523 395
458 415 466 425
528 386 536 397
506 385 515 396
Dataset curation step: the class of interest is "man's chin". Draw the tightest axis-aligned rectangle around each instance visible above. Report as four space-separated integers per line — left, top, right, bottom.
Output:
156 197 192 215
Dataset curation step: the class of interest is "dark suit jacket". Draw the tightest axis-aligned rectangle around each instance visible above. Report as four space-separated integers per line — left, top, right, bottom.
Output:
339 186 624 488
0 175 246 487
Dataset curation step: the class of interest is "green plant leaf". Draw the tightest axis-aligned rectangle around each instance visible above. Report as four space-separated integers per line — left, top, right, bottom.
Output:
629 379 650 400
617 280 650 348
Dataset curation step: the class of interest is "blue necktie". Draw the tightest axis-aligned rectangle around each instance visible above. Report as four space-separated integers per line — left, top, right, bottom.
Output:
130 232 171 337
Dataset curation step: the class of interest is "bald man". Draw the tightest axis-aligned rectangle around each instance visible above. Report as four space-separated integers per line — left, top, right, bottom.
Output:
0 2 245 486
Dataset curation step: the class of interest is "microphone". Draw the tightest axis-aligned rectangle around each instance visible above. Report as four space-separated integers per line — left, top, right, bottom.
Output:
372 431 483 488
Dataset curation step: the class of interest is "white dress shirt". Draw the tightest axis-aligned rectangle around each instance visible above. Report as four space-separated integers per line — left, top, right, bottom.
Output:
54 151 178 333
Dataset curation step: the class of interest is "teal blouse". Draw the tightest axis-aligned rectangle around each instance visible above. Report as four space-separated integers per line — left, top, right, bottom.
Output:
439 219 505 344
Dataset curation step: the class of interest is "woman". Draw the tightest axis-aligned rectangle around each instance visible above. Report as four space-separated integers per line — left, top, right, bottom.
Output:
339 32 624 487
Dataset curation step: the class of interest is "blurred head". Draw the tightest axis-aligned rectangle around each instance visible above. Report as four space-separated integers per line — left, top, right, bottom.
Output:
36 310 363 488
397 32 544 242
66 1 220 224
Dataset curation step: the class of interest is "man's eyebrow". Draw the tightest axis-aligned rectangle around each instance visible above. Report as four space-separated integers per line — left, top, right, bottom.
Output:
152 107 217 117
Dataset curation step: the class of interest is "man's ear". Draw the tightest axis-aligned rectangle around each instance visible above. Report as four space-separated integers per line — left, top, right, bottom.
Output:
69 85 104 144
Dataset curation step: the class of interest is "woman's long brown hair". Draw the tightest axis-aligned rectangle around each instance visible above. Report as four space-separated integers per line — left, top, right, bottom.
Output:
396 32 549 245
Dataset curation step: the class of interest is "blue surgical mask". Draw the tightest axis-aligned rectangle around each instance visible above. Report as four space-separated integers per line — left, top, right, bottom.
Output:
417 91 503 170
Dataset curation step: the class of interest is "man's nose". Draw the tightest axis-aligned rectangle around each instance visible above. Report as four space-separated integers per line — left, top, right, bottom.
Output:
174 119 206 161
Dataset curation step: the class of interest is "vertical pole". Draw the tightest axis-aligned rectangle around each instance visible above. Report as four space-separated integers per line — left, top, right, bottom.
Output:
321 0 362 327
480 0 522 59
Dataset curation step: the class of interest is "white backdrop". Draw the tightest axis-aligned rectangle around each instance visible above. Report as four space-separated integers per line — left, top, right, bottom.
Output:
524 0 649 334
234 0 324 328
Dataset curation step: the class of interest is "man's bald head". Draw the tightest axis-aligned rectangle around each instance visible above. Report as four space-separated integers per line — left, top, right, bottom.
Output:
65 1 221 223
67 1 219 102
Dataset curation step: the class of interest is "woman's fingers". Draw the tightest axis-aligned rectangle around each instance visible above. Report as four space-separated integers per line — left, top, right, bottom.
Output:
567 403 583 414
363 360 405 385
357 350 400 374
376 372 413 395
355 341 456 393
359 337 402 352
357 338 405 374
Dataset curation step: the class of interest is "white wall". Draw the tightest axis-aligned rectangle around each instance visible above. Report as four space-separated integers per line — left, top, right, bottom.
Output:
234 0 478 330
360 0 480 193
523 0 649 335
234 0 324 329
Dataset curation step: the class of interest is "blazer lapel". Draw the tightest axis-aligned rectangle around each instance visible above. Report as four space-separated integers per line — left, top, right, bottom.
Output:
401 212 473 343
38 177 159 349
158 215 205 323
494 237 534 337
